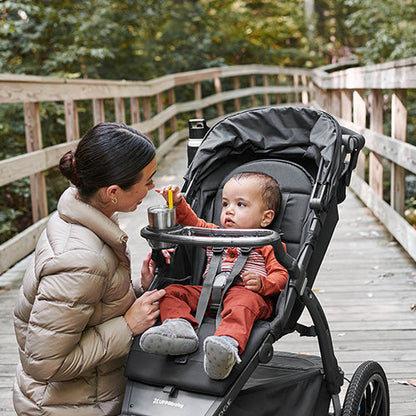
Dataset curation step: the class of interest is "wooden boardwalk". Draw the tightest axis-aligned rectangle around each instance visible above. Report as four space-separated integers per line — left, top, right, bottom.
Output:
0 140 415 415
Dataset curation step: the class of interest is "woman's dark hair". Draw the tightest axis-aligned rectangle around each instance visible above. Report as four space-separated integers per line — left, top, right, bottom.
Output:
59 123 155 200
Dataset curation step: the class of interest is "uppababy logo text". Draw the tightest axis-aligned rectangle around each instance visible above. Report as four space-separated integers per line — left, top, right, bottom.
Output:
152 397 184 409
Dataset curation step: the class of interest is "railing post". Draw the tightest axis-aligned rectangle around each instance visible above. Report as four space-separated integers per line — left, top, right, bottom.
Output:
369 89 384 199
64 100 79 141
23 102 48 223
130 97 140 124
93 98 105 125
301 75 309 105
233 77 241 111
168 88 177 133
250 75 256 107
294 74 300 103
331 90 341 118
115 97 126 123
353 90 366 179
194 82 203 118
263 74 270 106
341 90 352 121
156 93 165 143
214 77 223 116
391 89 407 214
142 96 152 140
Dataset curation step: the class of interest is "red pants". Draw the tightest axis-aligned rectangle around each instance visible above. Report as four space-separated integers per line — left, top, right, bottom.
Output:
160 283 274 354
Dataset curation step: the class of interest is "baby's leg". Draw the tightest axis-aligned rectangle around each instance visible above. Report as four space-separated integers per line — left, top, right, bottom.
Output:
159 284 202 328
204 286 273 380
140 284 202 355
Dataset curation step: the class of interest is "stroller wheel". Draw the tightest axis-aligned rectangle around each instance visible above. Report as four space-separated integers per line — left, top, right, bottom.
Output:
341 361 389 416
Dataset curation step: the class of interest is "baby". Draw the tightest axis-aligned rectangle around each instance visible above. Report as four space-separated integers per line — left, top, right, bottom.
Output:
140 172 288 379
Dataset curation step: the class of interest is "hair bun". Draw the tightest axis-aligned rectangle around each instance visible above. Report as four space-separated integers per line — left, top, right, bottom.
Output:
59 150 81 186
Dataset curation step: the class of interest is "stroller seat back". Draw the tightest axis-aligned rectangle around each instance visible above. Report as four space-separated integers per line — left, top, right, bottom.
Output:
211 159 314 258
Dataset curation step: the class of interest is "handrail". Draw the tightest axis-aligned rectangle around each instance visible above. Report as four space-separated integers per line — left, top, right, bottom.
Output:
0 65 312 273
311 57 416 262
1 59 415 273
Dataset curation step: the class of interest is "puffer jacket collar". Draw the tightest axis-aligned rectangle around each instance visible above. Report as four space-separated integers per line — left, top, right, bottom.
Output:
58 187 130 268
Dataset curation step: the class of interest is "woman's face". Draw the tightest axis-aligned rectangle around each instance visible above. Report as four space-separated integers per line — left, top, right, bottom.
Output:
112 157 157 213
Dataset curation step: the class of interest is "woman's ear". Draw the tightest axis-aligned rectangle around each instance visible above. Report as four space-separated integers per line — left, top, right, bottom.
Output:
105 185 121 201
261 209 275 228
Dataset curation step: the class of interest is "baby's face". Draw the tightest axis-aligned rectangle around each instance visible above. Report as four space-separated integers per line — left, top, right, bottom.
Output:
220 177 272 229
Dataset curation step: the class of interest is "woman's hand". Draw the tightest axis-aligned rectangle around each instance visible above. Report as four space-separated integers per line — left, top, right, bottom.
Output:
124 289 166 336
140 250 174 291
242 271 262 292
156 185 182 206
140 252 155 291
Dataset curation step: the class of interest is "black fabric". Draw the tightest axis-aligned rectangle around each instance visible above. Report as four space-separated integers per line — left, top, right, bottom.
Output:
227 352 331 416
184 106 342 212
211 159 313 258
125 319 271 397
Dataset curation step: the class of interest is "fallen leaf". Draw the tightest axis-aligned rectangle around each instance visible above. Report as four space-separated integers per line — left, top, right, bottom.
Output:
408 379 416 387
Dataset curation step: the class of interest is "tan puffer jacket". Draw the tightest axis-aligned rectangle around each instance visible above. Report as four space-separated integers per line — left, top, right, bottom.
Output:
13 187 137 416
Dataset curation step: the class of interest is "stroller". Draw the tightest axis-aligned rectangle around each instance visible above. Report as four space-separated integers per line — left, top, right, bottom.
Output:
121 106 389 416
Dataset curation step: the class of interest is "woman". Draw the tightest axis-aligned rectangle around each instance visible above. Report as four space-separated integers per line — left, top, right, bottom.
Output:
13 122 166 415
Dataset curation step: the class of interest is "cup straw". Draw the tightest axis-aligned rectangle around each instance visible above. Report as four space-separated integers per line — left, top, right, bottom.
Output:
168 190 173 210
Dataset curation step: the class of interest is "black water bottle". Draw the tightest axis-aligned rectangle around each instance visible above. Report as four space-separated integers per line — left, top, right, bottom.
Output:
187 119 209 167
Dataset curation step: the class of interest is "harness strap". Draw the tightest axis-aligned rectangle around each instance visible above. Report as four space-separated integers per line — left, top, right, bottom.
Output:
275 192 289 232
214 247 252 328
194 247 223 329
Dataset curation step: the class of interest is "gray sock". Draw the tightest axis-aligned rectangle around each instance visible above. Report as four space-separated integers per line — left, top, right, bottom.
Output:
140 318 198 356
203 335 241 380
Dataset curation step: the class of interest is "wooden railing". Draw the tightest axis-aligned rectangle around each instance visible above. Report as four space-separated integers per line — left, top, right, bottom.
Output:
312 57 416 262
1 60 415 274
0 65 312 273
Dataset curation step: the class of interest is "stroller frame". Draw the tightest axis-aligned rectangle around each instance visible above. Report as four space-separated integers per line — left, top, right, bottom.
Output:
121 107 389 416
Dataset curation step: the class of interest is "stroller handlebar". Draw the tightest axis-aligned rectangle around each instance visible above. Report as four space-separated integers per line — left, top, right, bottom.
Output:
141 225 281 248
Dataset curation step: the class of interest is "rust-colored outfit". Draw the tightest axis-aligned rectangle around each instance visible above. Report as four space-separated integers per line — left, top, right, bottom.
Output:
160 199 288 353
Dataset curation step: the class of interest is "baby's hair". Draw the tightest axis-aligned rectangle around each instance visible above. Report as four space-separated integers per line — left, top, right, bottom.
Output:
231 172 281 213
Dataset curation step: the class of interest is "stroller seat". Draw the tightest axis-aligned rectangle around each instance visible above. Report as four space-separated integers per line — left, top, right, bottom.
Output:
124 158 315 396
121 106 369 416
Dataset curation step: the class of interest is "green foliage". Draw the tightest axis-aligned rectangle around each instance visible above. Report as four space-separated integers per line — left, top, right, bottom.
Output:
345 0 416 64
1 0 416 244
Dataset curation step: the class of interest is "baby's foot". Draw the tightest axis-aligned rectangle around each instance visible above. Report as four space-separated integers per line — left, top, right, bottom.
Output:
203 336 241 380
140 318 198 355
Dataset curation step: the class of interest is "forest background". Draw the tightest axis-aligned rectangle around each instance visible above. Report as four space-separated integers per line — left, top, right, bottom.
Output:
1 0 416 243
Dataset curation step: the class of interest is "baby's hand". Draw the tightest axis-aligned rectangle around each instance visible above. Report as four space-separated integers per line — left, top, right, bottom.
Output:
156 185 183 206
242 271 262 292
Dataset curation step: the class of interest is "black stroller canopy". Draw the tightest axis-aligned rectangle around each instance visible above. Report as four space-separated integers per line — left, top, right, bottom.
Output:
184 106 343 211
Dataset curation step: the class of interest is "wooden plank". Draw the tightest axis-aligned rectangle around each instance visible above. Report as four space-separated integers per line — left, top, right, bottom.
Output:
313 57 416 90
0 216 50 274
369 89 384 198
350 174 416 262
263 74 270 106
23 102 48 223
391 89 407 215
114 97 126 123
338 120 416 174
233 77 241 111
92 98 105 124
156 93 165 143
130 97 140 124
64 99 79 142
0 141 79 186
341 89 352 121
167 88 176 132
214 77 223 116
194 82 203 119
352 90 366 179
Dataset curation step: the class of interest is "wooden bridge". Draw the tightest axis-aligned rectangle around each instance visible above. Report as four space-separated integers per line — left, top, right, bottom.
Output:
0 59 415 415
